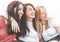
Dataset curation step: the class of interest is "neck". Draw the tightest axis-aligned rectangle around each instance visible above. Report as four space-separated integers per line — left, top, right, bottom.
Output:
26 18 33 22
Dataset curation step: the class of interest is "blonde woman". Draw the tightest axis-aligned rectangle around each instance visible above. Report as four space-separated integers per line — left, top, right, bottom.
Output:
35 6 60 42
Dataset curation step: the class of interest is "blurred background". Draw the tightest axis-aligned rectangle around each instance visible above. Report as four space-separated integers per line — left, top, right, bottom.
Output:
0 0 60 19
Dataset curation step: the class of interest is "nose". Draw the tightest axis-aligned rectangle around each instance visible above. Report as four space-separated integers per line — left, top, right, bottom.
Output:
32 9 35 14
45 13 47 16
20 10 24 15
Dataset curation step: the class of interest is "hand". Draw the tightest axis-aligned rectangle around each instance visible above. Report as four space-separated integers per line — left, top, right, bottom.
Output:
11 18 20 33
55 26 60 35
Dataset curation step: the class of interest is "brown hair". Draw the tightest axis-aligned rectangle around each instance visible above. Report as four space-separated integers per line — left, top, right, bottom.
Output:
20 3 37 37
35 6 48 38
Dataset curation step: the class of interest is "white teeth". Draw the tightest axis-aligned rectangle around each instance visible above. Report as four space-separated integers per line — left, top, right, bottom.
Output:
30 14 35 18
32 16 35 18
31 14 35 16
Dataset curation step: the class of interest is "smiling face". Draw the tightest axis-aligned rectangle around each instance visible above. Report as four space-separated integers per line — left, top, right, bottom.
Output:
14 4 24 19
26 5 35 19
18 4 24 19
39 7 48 21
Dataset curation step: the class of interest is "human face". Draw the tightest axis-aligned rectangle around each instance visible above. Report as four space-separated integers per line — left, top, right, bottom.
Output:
14 4 24 19
39 7 48 21
26 5 35 19
18 4 24 19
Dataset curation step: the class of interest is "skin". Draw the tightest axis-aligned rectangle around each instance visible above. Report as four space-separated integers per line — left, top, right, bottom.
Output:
11 4 24 33
39 7 48 21
26 5 35 22
40 6 60 42
18 4 24 19
39 7 48 25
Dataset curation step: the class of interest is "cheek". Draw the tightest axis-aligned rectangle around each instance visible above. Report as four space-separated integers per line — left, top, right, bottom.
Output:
18 11 22 15
26 11 31 16
40 15 44 20
40 15 43 18
18 10 21 13
18 11 23 18
18 11 20 14
26 14 31 18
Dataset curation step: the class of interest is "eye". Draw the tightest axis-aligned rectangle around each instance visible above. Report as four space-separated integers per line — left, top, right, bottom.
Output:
18 8 23 11
29 8 32 10
28 8 32 11
41 12 45 15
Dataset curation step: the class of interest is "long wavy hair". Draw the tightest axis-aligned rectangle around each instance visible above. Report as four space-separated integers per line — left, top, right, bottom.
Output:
35 6 48 38
7 1 24 34
20 3 37 37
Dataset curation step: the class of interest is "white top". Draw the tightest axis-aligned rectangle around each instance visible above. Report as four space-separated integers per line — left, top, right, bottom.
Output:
42 18 60 41
19 21 39 42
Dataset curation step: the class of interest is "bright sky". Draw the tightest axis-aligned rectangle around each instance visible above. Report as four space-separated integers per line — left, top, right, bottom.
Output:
0 0 60 19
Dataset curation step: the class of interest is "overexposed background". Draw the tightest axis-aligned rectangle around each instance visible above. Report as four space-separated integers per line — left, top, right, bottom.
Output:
0 0 60 19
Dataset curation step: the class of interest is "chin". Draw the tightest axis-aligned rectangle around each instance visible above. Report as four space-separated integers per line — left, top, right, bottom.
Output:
19 17 21 19
31 16 35 18
32 16 35 18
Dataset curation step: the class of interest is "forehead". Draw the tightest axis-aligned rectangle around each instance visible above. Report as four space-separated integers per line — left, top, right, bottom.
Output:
19 4 23 8
26 5 33 9
40 7 46 13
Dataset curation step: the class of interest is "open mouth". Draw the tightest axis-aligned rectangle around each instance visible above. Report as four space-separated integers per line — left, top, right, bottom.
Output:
31 13 35 16
30 14 35 18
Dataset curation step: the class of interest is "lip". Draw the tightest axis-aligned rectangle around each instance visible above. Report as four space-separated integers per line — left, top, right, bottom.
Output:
19 14 22 19
31 13 35 16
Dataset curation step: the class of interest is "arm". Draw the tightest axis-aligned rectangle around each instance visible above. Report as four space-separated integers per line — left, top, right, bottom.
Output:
0 16 18 42
4 15 20 33
42 27 57 36
55 25 60 35
42 18 58 36
52 18 60 34
11 17 20 33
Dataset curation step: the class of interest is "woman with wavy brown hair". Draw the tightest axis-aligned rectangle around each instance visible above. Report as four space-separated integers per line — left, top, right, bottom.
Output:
17 3 41 42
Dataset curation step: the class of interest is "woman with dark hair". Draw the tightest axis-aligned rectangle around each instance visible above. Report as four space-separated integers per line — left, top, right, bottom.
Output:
7 1 24 34
17 3 40 42
0 1 24 42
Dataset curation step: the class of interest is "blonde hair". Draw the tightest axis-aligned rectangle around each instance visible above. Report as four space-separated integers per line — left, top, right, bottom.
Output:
35 6 48 38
